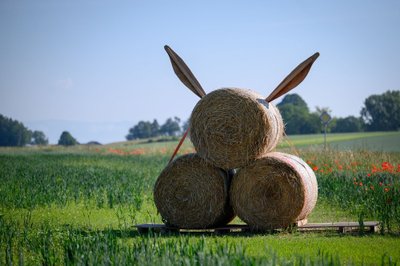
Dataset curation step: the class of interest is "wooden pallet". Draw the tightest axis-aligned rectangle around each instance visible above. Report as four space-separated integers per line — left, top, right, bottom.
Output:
299 221 379 233
135 221 379 234
135 224 249 234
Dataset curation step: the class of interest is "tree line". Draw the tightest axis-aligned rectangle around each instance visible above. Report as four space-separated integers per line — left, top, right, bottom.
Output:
127 90 399 139
0 114 48 146
0 90 398 146
0 114 79 146
125 117 188 140
277 90 399 134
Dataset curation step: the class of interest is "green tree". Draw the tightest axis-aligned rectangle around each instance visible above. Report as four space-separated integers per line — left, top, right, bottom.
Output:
326 118 337 133
277 94 319 134
303 112 321 134
278 105 307 134
0 114 32 146
58 131 79 146
361 90 400 131
278 94 309 111
314 106 332 117
126 121 152 140
160 117 181 136
31 130 49 145
331 116 364 133
150 119 160 137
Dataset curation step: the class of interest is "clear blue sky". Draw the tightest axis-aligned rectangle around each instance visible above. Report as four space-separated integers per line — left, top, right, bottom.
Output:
1 1 399 143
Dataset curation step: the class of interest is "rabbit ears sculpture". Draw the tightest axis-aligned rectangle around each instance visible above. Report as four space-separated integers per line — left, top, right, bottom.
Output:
164 45 319 102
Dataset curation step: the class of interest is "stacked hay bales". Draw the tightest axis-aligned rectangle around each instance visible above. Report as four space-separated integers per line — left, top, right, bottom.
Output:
153 46 319 230
190 88 284 169
230 152 318 230
154 153 235 229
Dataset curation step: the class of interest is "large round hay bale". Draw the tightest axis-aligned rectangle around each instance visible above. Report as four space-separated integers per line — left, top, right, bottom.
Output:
190 88 284 169
230 152 318 230
154 153 235 229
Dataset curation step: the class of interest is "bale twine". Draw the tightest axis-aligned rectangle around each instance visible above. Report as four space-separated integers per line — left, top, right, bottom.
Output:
154 153 235 229
230 152 318 230
190 88 284 169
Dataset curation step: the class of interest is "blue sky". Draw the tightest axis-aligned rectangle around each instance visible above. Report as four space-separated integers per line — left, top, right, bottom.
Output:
0 1 399 143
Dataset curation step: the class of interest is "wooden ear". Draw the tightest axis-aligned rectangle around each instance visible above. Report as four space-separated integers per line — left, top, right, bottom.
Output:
266 52 319 102
164 45 206 98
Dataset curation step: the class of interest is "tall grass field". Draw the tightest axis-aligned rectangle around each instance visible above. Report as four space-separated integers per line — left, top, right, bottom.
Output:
1 132 400 265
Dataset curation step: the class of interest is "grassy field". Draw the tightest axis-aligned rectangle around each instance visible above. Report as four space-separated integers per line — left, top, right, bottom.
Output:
1 132 400 265
279 131 400 151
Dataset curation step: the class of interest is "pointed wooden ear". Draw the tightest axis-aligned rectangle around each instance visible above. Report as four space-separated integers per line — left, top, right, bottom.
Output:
164 45 206 98
266 52 319 102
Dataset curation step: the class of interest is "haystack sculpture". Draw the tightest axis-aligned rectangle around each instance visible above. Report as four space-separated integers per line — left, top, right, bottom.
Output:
154 45 319 230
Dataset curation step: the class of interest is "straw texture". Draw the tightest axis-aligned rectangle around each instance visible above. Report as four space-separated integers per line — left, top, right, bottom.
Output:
230 152 318 230
190 88 284 169
154 153 235 229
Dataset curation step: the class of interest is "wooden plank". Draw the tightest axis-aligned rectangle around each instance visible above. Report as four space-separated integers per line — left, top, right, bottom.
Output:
135 221 380 234
213 224 249 234
298 221 379 233
299 221 379 228
135 224 249 234
136 224 178 234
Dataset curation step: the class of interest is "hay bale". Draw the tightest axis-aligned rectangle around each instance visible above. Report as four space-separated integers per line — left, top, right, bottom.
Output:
154 153 235 229
190 88 284 169
230 152 318 230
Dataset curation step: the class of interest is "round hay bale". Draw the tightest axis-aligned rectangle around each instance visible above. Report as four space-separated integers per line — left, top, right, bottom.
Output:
230 152 318 230
154 153 235 229
190 88 284 169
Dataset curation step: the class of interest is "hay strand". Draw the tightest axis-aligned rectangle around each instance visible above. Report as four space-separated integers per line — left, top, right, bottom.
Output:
154 153 235 229
230 152 318 230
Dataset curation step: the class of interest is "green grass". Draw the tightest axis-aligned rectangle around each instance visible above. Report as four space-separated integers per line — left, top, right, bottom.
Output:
242 233 400 264
1 138 400 265
279 131 400 151
328 132 400 152
1 199 354 232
